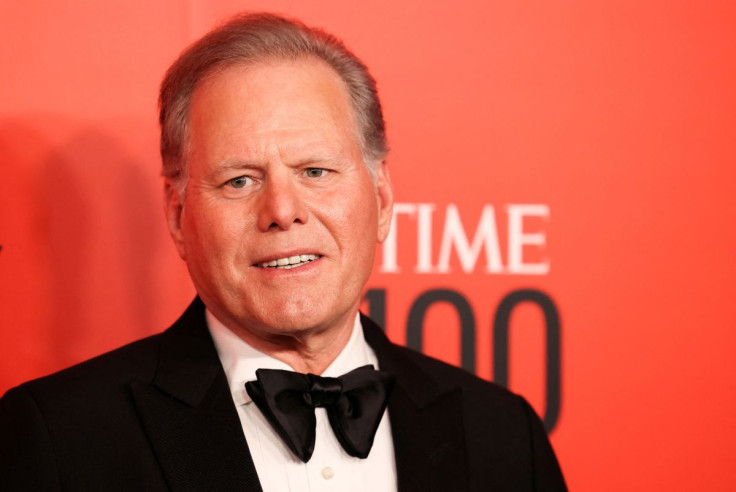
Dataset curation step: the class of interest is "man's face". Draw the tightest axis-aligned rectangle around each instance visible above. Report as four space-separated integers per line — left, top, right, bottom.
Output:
166 58 393 341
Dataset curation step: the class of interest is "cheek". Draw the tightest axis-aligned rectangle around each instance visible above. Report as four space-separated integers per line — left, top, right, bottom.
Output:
331 190 380 249
182 198 241 256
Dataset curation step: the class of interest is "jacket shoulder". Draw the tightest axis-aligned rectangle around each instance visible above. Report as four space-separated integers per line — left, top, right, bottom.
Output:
365 322 567 491
10 332 164 400
390 341 520 399
361 313 523 409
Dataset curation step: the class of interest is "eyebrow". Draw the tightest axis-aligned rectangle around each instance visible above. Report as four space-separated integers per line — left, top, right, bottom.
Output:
216 160 264 170
283 154 334 166
205 160 260 178
208 153 336 177
223 151 335 167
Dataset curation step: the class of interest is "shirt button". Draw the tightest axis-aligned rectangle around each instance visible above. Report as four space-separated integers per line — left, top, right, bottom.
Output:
321 466 335 480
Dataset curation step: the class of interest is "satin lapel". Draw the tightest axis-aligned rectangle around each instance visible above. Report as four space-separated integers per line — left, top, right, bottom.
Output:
362 315 469 492
131 299 262 492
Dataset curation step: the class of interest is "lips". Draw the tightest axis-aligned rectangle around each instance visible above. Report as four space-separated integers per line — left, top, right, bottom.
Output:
257 254 321 269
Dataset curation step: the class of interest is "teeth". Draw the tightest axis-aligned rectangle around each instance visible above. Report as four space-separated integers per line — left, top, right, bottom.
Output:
258 254 319 269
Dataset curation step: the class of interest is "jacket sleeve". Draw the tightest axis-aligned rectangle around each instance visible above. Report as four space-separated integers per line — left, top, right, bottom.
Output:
521 397 568 492
0 385 61 491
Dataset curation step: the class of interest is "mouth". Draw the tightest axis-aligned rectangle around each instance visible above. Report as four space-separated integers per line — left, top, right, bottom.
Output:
256 254 321 270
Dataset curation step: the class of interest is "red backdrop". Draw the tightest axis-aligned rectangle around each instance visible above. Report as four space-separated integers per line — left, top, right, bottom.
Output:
2 1 735 490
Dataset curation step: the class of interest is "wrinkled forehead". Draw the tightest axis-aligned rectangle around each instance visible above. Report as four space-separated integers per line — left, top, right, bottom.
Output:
190 57 361 141
186 58 363 167
199 58 355 120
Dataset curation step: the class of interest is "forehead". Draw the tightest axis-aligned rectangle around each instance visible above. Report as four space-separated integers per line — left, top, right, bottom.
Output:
188 58 358 146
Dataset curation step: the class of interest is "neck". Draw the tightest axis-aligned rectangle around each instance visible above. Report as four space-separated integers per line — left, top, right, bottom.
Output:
215 308 358 375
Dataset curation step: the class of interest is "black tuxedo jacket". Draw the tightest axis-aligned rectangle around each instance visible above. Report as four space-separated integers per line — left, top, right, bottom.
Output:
1 298 566 491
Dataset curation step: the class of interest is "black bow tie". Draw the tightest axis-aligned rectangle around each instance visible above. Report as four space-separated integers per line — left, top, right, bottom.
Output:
245 365 395 463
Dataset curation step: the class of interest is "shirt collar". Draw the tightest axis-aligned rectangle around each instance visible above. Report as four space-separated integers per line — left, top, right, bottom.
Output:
206 311 377 407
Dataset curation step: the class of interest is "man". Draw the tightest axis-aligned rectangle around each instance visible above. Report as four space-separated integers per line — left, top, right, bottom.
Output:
1 13 566 491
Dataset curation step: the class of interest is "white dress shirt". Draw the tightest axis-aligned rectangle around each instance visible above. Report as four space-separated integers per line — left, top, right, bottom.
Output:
207 311 398 492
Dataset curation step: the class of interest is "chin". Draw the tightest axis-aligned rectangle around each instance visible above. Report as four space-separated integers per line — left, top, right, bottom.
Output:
262 308 326 332
256 301 346 334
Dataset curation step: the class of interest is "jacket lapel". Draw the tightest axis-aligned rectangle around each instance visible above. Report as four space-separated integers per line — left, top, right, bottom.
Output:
129 302 467 491
130 299 262 492
362 315 469 492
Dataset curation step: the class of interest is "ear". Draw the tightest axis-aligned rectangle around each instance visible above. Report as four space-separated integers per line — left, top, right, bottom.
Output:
164 179 188 260
374 161 394 243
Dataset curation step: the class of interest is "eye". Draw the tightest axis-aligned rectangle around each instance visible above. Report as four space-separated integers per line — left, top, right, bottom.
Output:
305 168 328 178
228 176 253 188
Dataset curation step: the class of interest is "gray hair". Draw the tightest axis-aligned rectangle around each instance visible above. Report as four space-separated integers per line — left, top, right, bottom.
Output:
159 12 388 187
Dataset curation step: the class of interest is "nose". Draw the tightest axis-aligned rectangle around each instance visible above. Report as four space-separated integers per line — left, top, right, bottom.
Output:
256 173 308 232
